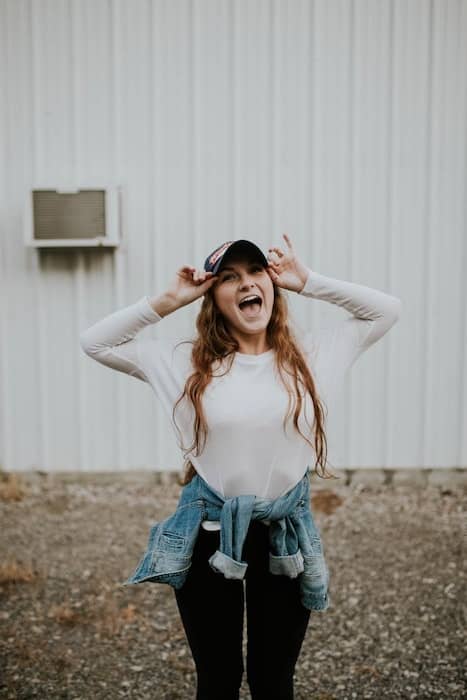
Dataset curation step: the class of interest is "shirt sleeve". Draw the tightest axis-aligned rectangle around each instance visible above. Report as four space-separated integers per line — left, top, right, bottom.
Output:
79 296 163 383
297 268 402 404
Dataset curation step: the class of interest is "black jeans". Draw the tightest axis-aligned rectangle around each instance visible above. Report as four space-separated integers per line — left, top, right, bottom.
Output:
174 519 312 700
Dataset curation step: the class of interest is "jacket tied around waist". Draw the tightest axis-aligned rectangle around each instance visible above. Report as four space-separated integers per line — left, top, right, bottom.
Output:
122 467 330 612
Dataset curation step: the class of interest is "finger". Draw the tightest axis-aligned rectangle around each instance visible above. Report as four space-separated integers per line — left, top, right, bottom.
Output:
196 271 213 284
199 275 218 289
267 266 277 279
180 267 195 280
268 247 284 260
283 232 294 250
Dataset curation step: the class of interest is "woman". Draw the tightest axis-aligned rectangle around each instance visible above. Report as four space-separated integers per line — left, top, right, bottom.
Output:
79 233 402 699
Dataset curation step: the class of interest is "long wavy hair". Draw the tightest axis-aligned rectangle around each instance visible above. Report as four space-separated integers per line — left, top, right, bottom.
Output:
173 268 340 486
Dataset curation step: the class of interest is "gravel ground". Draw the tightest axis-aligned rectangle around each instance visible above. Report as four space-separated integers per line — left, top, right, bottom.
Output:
0 472 466 700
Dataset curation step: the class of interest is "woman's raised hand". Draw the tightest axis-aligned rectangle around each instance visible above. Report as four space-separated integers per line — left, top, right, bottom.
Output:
165 266 218 309
266 233 309 293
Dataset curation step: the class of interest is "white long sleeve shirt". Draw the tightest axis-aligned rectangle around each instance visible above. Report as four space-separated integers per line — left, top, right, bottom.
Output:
79 268 402 530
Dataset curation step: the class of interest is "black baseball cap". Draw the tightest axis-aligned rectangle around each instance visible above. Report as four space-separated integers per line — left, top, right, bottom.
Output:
203 239 269 275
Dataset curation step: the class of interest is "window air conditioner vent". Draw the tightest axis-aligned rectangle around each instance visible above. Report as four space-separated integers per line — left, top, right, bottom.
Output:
24 186 120 248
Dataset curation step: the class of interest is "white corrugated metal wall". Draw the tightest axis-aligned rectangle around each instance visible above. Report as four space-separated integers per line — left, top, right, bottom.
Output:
0 0 465 473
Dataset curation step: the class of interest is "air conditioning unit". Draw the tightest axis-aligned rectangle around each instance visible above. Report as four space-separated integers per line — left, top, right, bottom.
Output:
24 185 121 248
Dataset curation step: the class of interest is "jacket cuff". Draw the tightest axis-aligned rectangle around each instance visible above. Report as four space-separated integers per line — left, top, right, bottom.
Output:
208 550 248 580
269 550 304 577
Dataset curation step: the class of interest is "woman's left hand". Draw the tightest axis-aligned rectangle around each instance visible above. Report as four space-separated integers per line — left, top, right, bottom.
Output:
266 233 309 293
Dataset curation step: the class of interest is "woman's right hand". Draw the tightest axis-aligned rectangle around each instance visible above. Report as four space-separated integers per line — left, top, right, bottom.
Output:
165 266 219 309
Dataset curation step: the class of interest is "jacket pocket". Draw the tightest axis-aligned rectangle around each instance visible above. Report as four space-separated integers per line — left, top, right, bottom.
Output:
159 530 186 553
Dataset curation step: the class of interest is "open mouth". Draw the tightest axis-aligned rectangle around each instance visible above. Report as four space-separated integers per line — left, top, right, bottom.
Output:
238 295 263 318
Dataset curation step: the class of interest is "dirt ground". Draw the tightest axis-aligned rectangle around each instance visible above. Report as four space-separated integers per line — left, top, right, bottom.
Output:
0 470 466 700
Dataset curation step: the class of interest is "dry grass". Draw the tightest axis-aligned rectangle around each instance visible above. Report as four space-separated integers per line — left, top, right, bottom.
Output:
48 602 85 626
311 489 344 514
0 471 26 502
0 559 39 584
92 597 140 636
46 592 141 637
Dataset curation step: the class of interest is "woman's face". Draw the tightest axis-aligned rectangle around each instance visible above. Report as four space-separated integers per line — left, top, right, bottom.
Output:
211 255 274 336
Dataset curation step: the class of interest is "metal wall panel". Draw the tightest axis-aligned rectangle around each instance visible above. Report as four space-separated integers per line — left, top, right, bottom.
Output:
0 0 465 472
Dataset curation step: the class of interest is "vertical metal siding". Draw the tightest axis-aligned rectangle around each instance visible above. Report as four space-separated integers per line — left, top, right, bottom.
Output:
0 0 465 472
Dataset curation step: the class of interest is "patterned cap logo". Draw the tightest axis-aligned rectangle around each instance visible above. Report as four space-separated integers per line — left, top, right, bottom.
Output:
209 241 234 266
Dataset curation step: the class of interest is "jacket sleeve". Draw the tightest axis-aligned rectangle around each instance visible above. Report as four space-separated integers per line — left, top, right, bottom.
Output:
298 268 402 401
79 296 163 383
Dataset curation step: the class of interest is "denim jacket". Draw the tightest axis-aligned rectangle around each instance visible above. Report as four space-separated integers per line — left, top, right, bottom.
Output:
122 468 330 612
